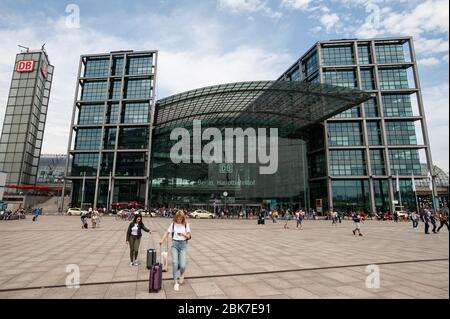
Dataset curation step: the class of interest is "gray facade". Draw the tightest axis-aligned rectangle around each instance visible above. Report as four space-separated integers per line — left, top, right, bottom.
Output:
62 50 158 210
0 49 54 187
280 37 437 213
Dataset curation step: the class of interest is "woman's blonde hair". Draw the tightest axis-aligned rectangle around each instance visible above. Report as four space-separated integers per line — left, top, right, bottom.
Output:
173 211 187 224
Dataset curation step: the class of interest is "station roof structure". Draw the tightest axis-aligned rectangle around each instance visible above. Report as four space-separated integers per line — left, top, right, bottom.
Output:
155 81 372 137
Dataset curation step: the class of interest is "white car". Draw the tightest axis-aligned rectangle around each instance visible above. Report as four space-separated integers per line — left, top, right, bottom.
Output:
191 210 215 219
66 208 88 216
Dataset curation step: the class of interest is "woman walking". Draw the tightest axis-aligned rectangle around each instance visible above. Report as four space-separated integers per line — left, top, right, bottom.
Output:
126 215 151 266
160 211 192 291
283 210 291 229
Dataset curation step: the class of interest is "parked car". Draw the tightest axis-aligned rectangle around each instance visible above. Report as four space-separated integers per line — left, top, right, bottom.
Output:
66 208 88 216
396 211 410 220
191 210 215 219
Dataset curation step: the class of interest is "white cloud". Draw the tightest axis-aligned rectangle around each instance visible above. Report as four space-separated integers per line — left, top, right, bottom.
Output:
422 83 450 171
280 0 311 11
218 0 282 18
320 13 340 31
418 57 440 67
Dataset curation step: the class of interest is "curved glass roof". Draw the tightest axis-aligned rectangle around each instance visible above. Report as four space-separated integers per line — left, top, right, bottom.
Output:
416 164 449 188
155 81 371 137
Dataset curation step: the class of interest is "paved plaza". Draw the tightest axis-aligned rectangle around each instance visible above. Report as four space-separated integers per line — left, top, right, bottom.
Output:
0 216 448 299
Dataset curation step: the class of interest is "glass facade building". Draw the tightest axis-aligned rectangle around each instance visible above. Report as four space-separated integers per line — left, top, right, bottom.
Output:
63 50 157 208
0 49 54 187
280 37 437 213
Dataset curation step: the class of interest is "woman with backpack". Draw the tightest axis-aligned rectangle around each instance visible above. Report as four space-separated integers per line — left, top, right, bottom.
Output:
126 214 151 266
160 211 192 292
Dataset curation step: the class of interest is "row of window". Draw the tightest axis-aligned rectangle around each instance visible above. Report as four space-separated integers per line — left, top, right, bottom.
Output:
329 149 422 176
328 120 418 146
83 55 154 77
74 127 149 150
80 79 153 101
320 43 407 66
77 102 150 125
71 152 148 177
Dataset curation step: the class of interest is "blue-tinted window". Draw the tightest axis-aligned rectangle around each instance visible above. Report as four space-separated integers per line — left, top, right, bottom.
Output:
81 81 107 101
122 102 150 123
118 127 149 149
389 149 422 175
287 67 300 81
303 53 318 77
334 106 360 119
332 179 370 212
360 68 375 90
84 58 109 77
78 104 104 125
378 68 409 90
127 56 152 75
323 70 357 88
364 98 379 118
110 80 122 100
328 122 363 146
71 153 99 176
322 46 354 66
100 153 114 176
103 128 116 150
330 150 367 176
112 57 124 76
386 121 417 145
75 128 102 150
106 103 119 124
375 44 405 64
358 45 372 64
382 94 413 117
116 152 147 176
367 121 382 146
125 79 152 99
370 149 386 175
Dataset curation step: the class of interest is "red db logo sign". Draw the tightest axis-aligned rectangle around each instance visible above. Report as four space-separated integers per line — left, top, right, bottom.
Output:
16 60 35 72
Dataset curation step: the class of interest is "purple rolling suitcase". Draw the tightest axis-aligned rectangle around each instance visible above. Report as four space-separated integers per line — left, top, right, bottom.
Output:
149 263 162 293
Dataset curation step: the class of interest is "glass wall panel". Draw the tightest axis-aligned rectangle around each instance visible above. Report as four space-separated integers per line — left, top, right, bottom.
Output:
328 122 363 146
116 152 147 177
332 180 370 212
330 150 367 176
389 149 422 175
322 46 354 66
71 153 99 176
386 121 417 145
118 127 148 149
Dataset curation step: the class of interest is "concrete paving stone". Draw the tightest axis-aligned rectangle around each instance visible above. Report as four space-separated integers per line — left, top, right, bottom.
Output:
281 287 319 299
0 216 447 299
190 282 225 297
334 286 377 298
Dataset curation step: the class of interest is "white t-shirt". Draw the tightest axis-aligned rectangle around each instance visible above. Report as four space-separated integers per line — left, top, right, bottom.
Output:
168 223 191 241
131 224 139 236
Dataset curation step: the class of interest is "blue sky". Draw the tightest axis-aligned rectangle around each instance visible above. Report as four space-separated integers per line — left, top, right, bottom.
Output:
0 0 448 170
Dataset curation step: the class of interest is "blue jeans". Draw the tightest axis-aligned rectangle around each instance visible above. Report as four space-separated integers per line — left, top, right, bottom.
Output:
172 240 187 281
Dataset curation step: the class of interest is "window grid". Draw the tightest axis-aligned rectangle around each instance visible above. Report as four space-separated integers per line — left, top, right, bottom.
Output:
127 56 153 75
78 104 105 125
330 150 367 176
382 94 413 117
386 121 417 145
72 153 99 176
364 98 379 118
112 57 124 76
323 70 357 88
378 68 409 90
122 103 150 123
366 121 382 146
360 68 375 90
370 149 386 175
125 79 152 99
328 122 363 146
358 45 372 64
110 80 122 100
84 59 110 77
321 46 354 66
375 44 406 64
389 149 422 175
81 81 107 101
334 106 360 119
303 53 318 77
106 103 119 124
75 129 102 150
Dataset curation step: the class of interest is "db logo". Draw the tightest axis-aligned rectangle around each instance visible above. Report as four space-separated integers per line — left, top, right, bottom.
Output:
16 60 35 72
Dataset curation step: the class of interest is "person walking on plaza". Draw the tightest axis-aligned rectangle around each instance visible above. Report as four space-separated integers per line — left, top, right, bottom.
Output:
32 207 41 222
80 212 89 230
126 214 151 266
160 211 191 292
437 208 449 232
331 210 338 226
423 209 432 234
296 210 304 230
431 211 438 234
283 210 291 229
352 212 363 236
411 210 419 230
